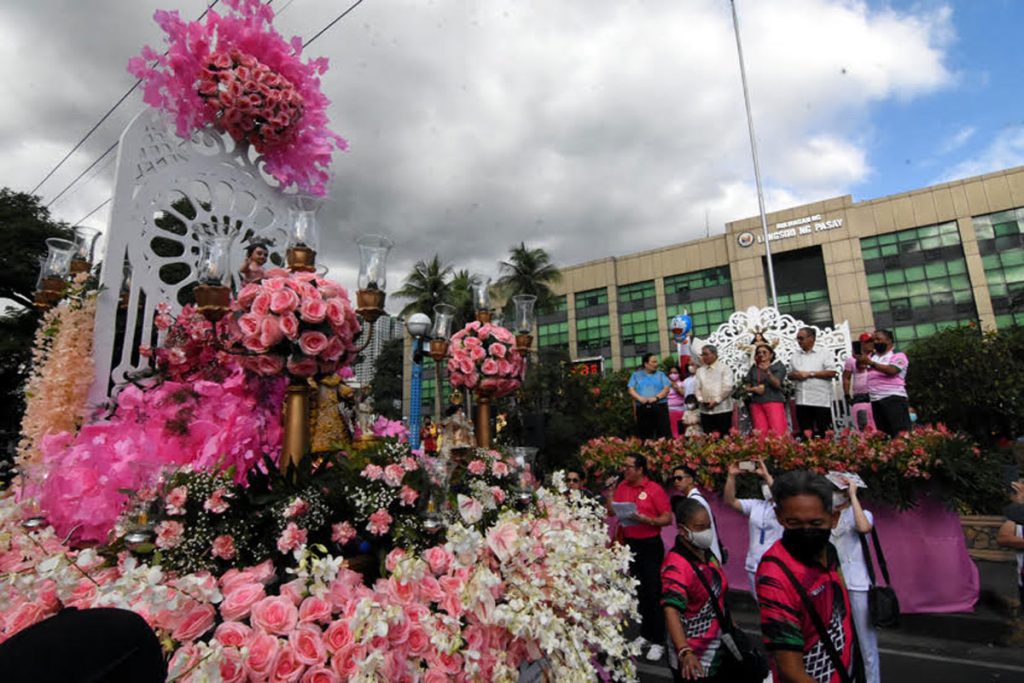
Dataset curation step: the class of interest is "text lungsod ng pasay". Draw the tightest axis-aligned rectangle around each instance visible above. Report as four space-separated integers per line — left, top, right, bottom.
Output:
755 214 844 243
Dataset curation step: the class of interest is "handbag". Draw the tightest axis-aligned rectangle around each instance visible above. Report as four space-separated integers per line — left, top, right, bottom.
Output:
858 528 901 628
677 548 768 682
761 556 864 683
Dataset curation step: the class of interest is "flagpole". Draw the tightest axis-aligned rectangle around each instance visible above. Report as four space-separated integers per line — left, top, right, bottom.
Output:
730 0 778 309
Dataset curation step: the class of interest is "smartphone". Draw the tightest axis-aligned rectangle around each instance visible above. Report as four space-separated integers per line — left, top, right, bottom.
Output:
852 340 862 356
738 461 757 472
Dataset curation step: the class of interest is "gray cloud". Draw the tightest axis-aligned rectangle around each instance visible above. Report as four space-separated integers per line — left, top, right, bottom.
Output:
0 0 955 310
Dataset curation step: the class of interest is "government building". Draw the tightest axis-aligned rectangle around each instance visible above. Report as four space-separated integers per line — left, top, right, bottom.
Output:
537 164 1024 372
404 165 1024 415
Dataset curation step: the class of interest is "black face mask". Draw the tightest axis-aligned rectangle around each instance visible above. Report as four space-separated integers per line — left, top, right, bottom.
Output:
781 527 832 564
873 342 888 353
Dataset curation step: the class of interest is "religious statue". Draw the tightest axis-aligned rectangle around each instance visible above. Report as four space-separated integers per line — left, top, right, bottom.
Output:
440 405 475 455
737 326 779 357
355 394 377 441
310 374 357 452
239 239 272 283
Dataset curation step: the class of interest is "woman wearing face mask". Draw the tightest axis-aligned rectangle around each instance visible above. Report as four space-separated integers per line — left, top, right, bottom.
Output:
662 497 729 681
831 478 880 683
668 367 688 438
863 329 911 437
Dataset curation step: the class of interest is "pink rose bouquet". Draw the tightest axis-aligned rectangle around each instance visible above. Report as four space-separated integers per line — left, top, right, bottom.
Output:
231 268 360 379
446 321 525 397
127 0 346 195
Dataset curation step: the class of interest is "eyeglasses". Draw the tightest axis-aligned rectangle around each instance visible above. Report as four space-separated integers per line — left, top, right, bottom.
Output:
566 477 580 483
796 335 807 340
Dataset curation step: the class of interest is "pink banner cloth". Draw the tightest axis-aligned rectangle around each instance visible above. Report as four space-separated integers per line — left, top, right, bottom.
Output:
609 492 978 614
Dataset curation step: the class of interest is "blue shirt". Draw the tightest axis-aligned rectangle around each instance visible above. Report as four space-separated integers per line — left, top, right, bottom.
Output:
628 369 671 405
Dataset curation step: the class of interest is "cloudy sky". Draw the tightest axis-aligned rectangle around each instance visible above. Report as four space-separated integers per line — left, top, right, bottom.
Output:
3 0 1023 303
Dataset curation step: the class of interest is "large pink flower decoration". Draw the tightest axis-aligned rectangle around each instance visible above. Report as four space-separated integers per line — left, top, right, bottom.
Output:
445 321 526 397
127 0 346 195
232 269 360 380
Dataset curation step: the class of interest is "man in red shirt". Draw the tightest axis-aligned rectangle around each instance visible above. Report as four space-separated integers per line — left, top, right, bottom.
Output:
611 453 672 661
756 470 861 683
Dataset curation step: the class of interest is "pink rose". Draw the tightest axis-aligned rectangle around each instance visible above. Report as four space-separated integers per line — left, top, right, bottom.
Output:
480 358 499 376
361 464 383 481
270 288 300 315
280 578 305 605
398 485 419 507
212 534 237 560
458 358 475 375
325 299 346 326
172 603 216 642
497 359 513 376
467 459 487 476
470 345 487 362
252 292 272 316
401 457 419 471
251 595 299 635
382 463 405 487
270 642 306 682
322 620 352 653
290 624 327 667
279 313 300 340
287 354 318 377
367 508 393 536
330 643 366 680
155 520 184 549
260 315 285 348
243 335 269 353
488 342 507 359
406 624 432 658
277 522 308 554
491 461 510 478
165 486 188 515
204 488 232 513
423 546 453 575
245 632 280 678
220 647 247 683
298 331 329 357
220 583 266 621
331 521 356 545
298 596 332 625
300 298 328 323
301 667 340 683
321 336 345 361
239 313 264 338
237 282 261 307
284 498 310 518
256 354 285 376
491 486 506 505
214 621 252 647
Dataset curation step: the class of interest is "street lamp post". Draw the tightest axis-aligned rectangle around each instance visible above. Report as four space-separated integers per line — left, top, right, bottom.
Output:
406 312 431 450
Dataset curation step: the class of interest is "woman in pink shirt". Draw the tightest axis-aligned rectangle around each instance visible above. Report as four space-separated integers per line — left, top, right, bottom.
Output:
667 367 687 438
862 329 911 437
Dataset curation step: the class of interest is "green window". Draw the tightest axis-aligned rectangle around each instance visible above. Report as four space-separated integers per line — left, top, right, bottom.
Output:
538 320 569 349
664 266 730 295
619 308 659 346
973 207 1024 328
576 314 611 352
618 280 656 303
574 288 608 310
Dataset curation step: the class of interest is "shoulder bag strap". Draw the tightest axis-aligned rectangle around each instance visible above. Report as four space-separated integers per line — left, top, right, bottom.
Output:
677 549 731 629
761 556 853 683
857 534 878 587
869 527 892 586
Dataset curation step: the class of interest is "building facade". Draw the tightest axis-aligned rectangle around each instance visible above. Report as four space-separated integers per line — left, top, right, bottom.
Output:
403 165 1024 414
353 314 405 386
543 165 1024 372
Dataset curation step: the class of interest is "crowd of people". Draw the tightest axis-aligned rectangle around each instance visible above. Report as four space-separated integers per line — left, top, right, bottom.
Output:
607 455 885 683
627 328 914 441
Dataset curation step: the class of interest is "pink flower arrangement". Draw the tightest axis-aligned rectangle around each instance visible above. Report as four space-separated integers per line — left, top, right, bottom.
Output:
232 269 361 379
127 0 346 195
446 321 525 397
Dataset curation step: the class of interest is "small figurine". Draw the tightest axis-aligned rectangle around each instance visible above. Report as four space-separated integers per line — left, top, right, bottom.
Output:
355 394 377 440
239 239 272 283
440 404 475 454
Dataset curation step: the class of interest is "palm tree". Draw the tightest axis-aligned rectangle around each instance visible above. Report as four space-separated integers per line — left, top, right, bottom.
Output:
394 255 454 319
495 242 562 314
447 269 476 329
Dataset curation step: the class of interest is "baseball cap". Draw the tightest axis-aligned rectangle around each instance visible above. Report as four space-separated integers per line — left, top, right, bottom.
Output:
858 332 872 343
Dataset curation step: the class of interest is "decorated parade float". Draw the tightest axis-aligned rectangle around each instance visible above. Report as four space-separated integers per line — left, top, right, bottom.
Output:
3 3 639 681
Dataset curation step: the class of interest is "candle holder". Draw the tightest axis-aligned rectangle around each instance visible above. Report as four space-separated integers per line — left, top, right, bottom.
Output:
355 234 393 324
195 234 232 322
70 226 100 274
34 238 75 309
285 195 321 272
470 275 491 323
512 294 537 353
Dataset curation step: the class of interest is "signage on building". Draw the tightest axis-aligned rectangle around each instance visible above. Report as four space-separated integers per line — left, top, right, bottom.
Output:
568 357 604 376
736 214 844 247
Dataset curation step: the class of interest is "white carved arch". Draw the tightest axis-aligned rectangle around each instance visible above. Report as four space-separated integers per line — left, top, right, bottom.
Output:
693 306 853 430
89 109 294 404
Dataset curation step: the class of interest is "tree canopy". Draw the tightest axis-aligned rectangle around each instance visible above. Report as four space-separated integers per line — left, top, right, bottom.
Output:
0 189 73 309
495 242 562 315
393 255 453 319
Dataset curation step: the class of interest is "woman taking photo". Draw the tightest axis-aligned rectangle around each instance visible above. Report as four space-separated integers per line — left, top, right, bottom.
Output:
662 497 729 681
742 343 788 436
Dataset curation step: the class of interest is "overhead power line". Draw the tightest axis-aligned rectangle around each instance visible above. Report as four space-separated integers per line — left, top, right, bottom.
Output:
30 1 223 196
304 0 366 47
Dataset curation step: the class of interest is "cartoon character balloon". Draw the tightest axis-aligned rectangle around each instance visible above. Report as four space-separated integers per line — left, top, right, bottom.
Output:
670 313 693 343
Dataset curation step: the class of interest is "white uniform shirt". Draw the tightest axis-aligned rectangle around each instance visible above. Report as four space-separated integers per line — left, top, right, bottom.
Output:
831 506 876 591
789 346 835 408
739 498 784 573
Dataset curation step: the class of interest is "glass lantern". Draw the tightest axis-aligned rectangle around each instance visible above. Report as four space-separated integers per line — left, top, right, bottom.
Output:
421 457 451 534
510 446 539 505
72 226 101 263
512 295 537 334
431 303 457 340
197 235 233 285
42 238 75 279
356 235 394 291
287 195 322 252
470 275 491 311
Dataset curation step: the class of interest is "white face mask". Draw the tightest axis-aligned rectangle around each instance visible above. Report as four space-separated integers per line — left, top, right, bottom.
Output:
684 527 715 550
